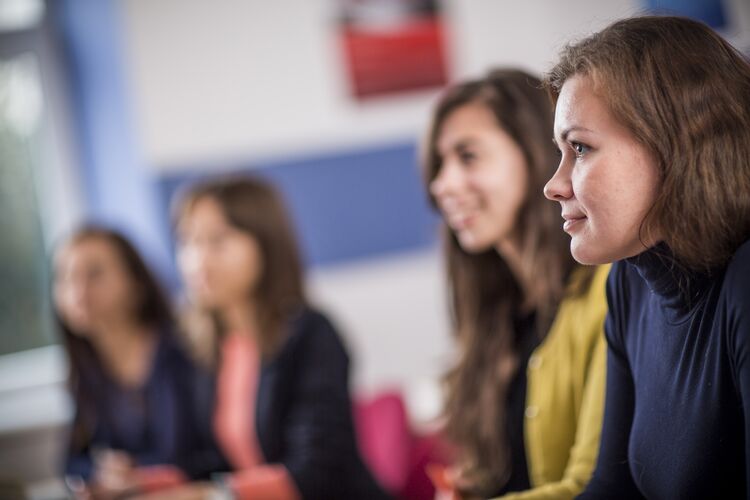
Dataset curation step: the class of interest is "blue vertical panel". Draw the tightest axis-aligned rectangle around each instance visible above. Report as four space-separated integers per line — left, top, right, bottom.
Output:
53 0 171 274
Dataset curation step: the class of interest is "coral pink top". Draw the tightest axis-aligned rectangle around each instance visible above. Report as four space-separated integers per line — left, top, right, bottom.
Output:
213 333 300 500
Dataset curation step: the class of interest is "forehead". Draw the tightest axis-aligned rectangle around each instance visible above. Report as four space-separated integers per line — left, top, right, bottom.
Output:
57 237 120 270
437 102 499 148
181 196 229 229
554 74 610 135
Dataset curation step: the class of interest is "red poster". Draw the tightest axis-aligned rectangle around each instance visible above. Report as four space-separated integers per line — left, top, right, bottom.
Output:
339 0 449 99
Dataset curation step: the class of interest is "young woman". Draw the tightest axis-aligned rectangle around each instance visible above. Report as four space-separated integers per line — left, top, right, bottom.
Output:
424 68 609 499
171 176 389 500
55 227 220 497
543 16 750 498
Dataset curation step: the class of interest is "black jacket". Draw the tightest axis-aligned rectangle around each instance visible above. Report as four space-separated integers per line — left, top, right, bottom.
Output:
210 307 391 500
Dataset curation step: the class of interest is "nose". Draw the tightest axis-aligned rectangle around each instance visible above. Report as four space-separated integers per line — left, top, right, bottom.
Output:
544 162 573 201
429 160 464 201
178 242 209 279
67 279 89 304
59 279 89 315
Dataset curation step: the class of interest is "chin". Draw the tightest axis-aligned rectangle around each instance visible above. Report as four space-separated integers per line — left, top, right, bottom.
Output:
64 314 93 333
570 239 613 265
457 233 494 254
68 322 94 337
192 292 219 309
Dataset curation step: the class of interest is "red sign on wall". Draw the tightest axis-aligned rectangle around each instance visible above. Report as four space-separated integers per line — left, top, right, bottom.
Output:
339 0 449 99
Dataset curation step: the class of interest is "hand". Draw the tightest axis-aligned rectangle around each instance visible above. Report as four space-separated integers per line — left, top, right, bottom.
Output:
435 488 462 500
427 464 462 500
67 449 139 500
92 449 137 494
132 482 219 500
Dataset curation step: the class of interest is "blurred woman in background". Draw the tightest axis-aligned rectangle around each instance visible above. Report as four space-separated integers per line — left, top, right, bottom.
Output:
54 226 221 497
423 69 609 499
171 176 389 500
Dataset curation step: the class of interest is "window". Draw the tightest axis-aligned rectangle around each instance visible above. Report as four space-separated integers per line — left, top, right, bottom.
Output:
0 53 55 355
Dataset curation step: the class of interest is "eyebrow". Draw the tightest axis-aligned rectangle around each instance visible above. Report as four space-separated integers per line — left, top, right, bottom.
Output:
553 125 594 143
454 137 479 149
438 137 479 155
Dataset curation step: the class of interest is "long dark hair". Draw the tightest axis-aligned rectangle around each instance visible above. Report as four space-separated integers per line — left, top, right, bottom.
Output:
545 16 750 272
173 176 307 367
53 226 174 452
423 68 590 496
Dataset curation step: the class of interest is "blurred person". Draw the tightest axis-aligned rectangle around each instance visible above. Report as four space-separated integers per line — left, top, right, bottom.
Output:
544 16 750 498
54 226 222 498
423 69 609 499
167 176 390 500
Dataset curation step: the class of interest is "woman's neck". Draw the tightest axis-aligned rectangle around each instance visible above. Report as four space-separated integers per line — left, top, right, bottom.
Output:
89 318 156 388
495 236 535 311
219 299 260 336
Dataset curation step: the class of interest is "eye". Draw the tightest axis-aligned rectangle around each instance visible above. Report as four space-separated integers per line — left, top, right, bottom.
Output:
84 264 105 283
208 235 225 248
571 141 591 159
458 149 477 166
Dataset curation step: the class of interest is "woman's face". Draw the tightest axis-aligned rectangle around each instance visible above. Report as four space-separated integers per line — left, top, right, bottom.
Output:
429 102 529 253
177 196 263 310
54 238 138 336
544 74 661 264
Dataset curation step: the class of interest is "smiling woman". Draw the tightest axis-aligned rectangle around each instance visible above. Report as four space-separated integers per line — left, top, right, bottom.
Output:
544 74 661 264
543 16 750 499
422 69 609 500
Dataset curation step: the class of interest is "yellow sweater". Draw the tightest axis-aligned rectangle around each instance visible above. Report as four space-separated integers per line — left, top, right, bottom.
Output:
495 264 610 500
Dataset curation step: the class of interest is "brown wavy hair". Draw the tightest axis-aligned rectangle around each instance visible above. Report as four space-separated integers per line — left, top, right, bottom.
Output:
173 176 307 366
544 15 750 272
423 68 591 497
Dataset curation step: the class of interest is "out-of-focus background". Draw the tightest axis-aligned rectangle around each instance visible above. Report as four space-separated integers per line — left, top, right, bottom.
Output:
1 0 748 497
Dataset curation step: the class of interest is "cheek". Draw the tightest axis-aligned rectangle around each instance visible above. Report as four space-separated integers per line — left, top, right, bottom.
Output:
572 153 660 263
573 164 619 225
485 166 527 222
222 243 263 293
98 276 137 313
54 287 77 321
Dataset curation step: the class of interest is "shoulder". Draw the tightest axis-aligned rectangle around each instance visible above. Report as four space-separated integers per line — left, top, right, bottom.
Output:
155 327 194 370
151 329 212 392
279 306 350 362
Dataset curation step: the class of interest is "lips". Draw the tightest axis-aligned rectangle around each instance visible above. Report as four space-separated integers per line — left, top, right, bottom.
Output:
446 211 478 231
561 212 587 232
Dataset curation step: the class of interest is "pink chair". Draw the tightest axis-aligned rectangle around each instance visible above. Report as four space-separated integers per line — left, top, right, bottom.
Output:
355 391 451 500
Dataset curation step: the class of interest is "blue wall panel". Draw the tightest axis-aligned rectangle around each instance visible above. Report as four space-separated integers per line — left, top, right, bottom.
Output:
157 142 441 270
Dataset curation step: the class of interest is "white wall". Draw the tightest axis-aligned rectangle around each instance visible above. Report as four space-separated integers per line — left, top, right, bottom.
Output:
119 0 644 171
119 0 441 170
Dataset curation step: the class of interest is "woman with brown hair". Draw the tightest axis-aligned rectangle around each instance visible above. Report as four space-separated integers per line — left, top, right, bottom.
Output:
168 176 389 500
544 16 750 498
55 226 221 497
424 68 609 499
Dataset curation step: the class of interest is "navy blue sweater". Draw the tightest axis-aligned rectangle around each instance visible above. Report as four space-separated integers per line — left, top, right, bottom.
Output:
579 240 750 499
65 331 225 480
